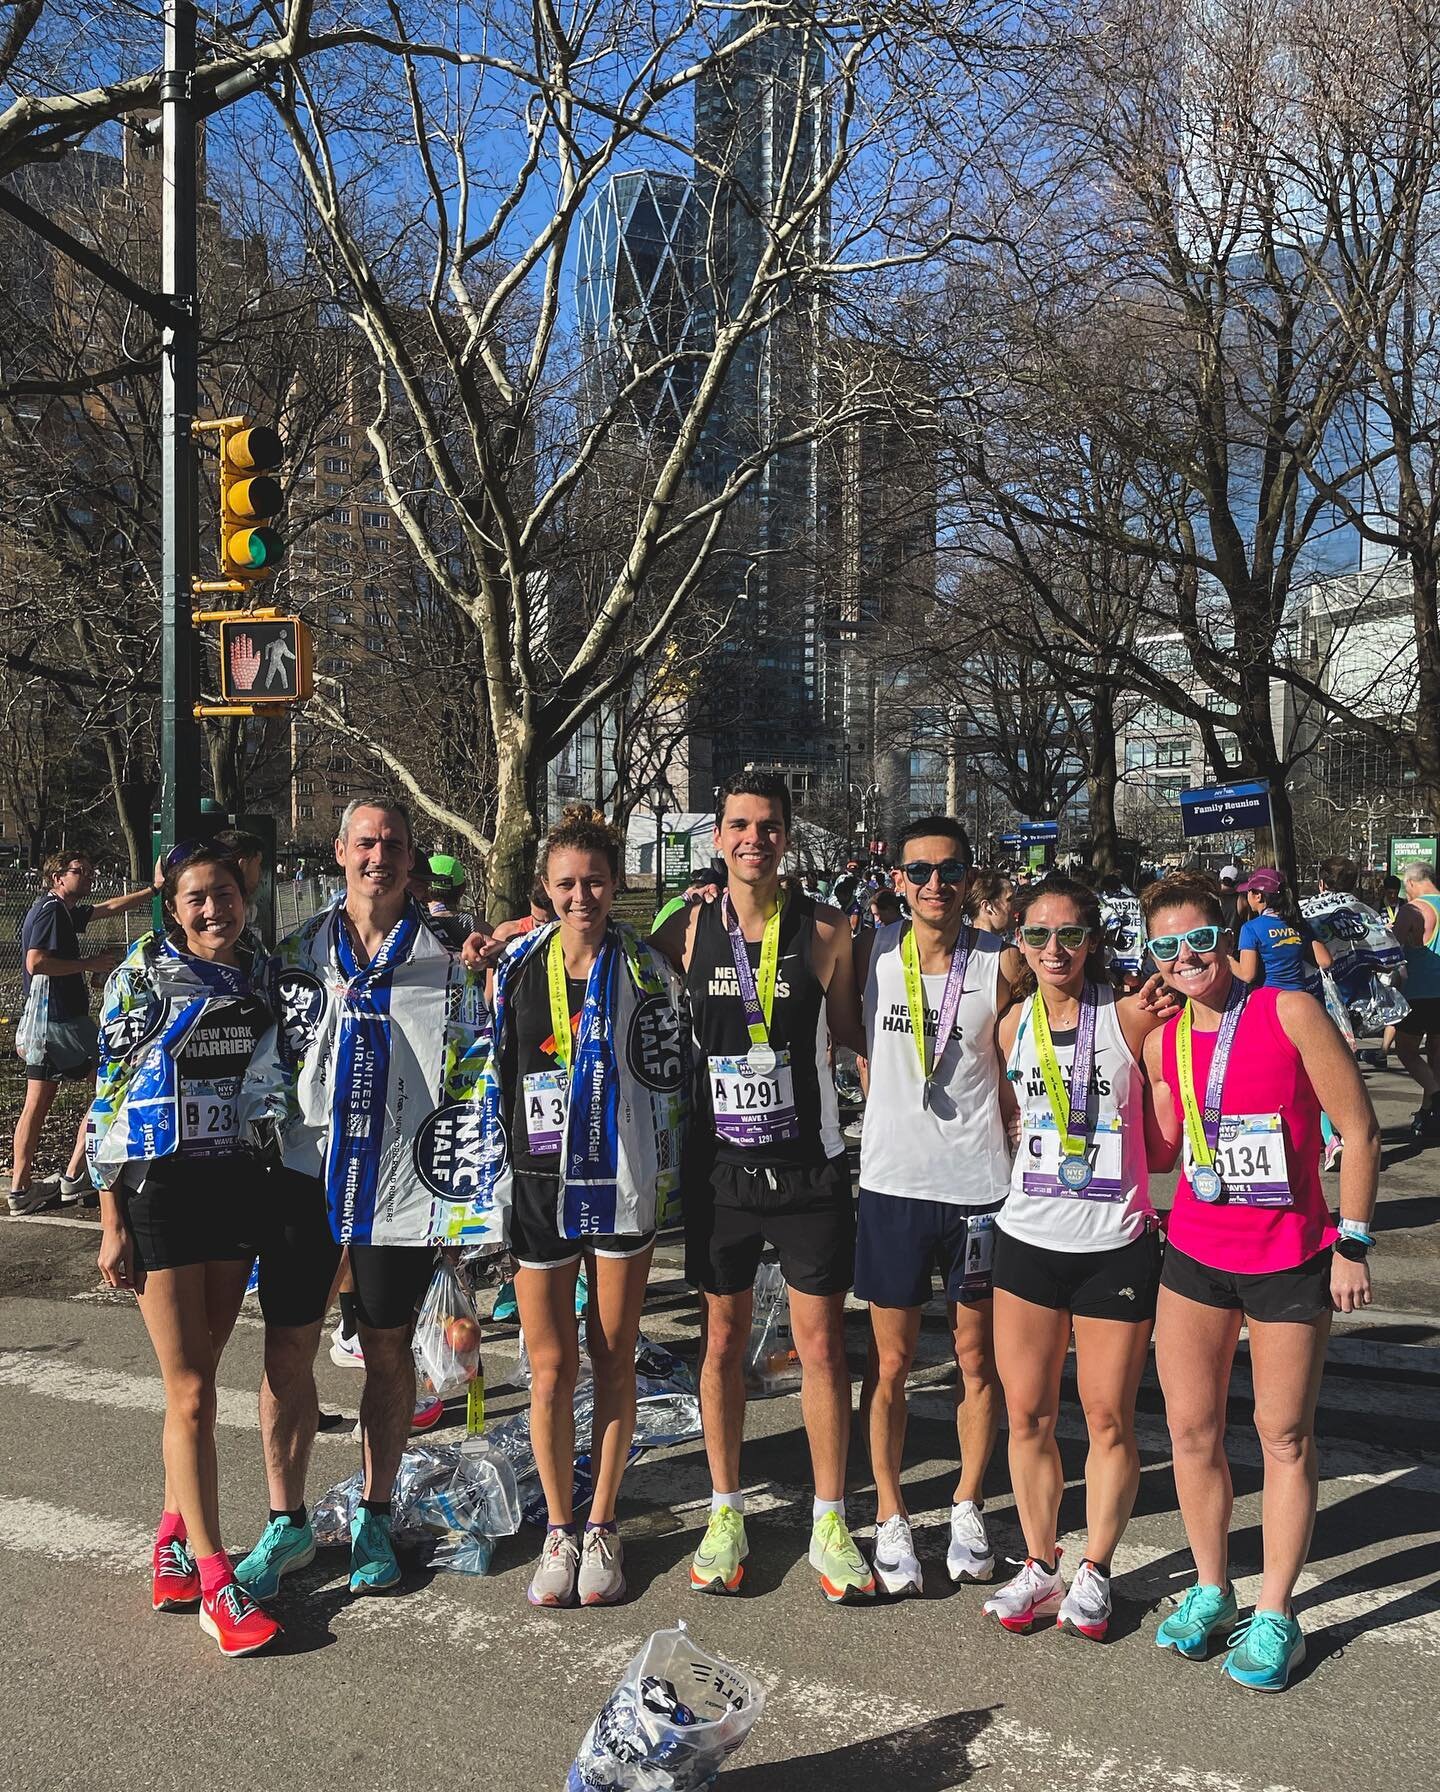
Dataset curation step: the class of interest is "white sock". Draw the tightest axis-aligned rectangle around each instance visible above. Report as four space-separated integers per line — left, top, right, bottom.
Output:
812 1496 845 1523
711 1490 744 1516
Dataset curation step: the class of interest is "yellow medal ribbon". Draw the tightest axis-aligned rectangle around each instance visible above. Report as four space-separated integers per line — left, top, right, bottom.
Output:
1029 992 1086 1160
546 930 577 1072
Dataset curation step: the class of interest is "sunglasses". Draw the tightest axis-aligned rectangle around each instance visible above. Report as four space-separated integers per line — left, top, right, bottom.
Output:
901 859 969 886
163 839 203 872
1019 924 1091 950
1147 925 1222 961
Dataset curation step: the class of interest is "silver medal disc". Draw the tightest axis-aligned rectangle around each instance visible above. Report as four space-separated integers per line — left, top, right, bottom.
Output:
746 1042 777 1075
1192 1165 1224 1203
1058 1157 1094 1191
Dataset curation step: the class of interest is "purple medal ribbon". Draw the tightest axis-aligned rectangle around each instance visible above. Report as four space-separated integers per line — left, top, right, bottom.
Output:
923 929 972 1107
1199 980 1249 1154
1067 989 1098 1145
723 894 777 1071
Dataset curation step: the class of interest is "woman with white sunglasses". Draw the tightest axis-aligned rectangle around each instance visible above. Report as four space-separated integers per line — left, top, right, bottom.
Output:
1140 875 1378 1692
987 875 1173 1644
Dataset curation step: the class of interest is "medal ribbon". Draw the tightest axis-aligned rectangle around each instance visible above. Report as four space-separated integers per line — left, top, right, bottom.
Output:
1176 979 1248 1171
900 923 971 1087
723 892 784 1055
1030 986 1097 1160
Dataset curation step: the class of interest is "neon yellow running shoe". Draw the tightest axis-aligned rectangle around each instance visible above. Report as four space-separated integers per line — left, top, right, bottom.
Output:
809 1511 877 1604
690 1505 748 1594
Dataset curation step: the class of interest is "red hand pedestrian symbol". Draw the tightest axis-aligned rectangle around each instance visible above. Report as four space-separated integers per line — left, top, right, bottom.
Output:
229 632 261 692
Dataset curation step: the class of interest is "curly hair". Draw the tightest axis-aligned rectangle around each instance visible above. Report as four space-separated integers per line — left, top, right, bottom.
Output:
541 803 622 878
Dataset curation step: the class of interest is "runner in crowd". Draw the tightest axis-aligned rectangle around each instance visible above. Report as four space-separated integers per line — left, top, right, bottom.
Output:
853 817 1015 1597
90 846 280 1656
869 887 903 929
213 827 269 944
1236 870 1333 991
236 796 494 1603
12 850 160 1213
987 875 1171 1641
650 770 873 1603
967 871 1015 939
1217 866 1245 938
1142 874 1378 1691
424 851 481 949
492 876 558 945
1393 861 1440 1140
1378 873 1402 924
481 805 687 1607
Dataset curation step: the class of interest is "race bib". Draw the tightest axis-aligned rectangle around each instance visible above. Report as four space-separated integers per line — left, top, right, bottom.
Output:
960 1210 997 1296
523 1070 566 1157
179 1079 241 1156
1021 1111 1125 1202
1185 1112 1291 1207
709 1052 799 1148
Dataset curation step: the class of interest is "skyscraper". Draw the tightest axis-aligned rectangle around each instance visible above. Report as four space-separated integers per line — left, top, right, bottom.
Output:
691 14 830 790
575 170 700 440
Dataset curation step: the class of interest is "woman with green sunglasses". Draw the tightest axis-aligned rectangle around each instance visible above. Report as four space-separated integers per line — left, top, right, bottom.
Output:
987 876 1174 1644
1141 874 1378 1692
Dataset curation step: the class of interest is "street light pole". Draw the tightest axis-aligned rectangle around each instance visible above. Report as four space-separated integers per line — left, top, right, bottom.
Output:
159 0 201 852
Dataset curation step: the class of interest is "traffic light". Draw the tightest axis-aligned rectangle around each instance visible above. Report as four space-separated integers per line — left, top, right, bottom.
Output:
219 422 285 581
217 616 312 703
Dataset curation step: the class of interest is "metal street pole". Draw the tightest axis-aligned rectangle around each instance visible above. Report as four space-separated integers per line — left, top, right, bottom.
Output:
159 0 201 852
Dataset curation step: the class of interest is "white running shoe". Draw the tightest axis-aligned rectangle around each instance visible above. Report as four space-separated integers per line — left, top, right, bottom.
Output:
983 1555 1066 1632
1057 1559 1112 1641
329 1324 365 1369
873 1514 923 1598
946 1500 994 1583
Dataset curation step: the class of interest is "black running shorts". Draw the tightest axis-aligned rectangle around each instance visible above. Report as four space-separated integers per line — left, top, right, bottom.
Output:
123 1155 263 1273
256 1168 434 1331
992 1225 1161 1322
1161 1242 1333 1323
684 1152 855 1297
508 1171 655 1271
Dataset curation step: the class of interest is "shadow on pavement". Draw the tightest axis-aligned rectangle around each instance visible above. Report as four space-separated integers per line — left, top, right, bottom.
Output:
722 1705 999 1791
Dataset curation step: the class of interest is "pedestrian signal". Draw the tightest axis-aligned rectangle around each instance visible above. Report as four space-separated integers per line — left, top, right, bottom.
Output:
217 618 312 703
218 422 285 581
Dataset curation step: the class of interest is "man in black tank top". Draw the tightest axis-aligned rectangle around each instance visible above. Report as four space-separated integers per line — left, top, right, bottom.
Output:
651 771 875 1604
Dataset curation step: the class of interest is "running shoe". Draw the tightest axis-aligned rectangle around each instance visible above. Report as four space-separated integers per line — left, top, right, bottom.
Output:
809 1511 877 1604
946 1500 994 1583
1057 1559 1112 1641
6 1180 59 1216
329 1323 365 1369
58 1170 92 1204
199 1581 282 1657
152 1538 200 1611
492 1279 518 1323
689 1505 748 1594
411 1394 446 1432
1222 1610 1305 1692
349 1508 402 1594
574 1270 589 1317
983 1555 1066 1632
578 1526 627 1606
233 1514 317 1601
1410 1105 1438 1141
1323 1135 1343 1173
873 1514 923 1599
1156 1582 1239 1660
528 1526 581 1607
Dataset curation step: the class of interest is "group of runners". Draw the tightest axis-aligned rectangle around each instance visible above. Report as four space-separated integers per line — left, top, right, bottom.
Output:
71 772 1380 1694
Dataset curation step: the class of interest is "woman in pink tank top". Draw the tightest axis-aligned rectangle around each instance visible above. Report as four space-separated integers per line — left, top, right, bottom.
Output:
1139 876 1379 1693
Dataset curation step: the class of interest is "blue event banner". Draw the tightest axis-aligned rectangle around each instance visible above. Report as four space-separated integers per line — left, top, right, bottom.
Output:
1178 779 1272 839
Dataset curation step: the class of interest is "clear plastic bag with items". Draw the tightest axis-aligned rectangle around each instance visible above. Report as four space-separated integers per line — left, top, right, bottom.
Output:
413 1259 484 1399
15 975 49 1066
312 1440 521 1574
568 1622 765 1792
1319 972 1356 1048
745 1259 801 1396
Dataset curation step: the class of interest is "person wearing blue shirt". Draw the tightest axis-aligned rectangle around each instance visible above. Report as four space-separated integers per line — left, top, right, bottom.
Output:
1236 869 1332 992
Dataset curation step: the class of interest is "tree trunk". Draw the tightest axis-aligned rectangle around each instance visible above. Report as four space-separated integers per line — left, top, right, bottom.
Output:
487 723 540 922
1408 554 1440 831
206 717 247 814
1087 686 1120 874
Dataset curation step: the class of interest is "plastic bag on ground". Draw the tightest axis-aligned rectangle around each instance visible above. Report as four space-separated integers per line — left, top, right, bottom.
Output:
568 1621 765 1791
745 1260 801 1395
16 975 49 1066
312 1440 521 1573
413 1259 484 1399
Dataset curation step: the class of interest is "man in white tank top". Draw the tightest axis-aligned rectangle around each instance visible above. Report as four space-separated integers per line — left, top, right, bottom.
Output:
854 817 1020 1598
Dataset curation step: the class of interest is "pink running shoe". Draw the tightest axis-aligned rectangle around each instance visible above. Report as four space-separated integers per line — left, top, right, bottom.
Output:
983 1554 1066 1633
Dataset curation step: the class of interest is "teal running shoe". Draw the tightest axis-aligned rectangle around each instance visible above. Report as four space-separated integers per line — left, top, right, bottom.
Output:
492 1278 518 1322
1222 1610 1305 1692
232 1514 316 1600
1156 1582 1238 1659
574 1270 588 1317
349 1508 402 1594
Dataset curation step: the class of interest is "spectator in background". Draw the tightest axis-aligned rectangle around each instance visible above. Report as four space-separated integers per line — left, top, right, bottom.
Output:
869 887 902 928
1217 864 1244 937
967 871 1015 938
1236 869 1333 991
494 876 559 944
1378 874 1402 924
213 828 268 943
11 850 162 1214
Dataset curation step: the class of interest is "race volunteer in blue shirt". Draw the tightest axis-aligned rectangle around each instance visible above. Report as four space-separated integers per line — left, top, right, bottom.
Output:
1236 869 1332 992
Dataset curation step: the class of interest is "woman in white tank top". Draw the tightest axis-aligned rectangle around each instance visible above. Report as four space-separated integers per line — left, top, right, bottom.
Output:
985 877 1173 1645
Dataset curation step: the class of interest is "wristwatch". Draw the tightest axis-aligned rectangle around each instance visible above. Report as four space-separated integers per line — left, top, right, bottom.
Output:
1336 1237 1370 1263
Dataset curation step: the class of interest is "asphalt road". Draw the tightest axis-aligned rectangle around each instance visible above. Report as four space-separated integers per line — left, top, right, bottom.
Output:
1 1059 1436 1792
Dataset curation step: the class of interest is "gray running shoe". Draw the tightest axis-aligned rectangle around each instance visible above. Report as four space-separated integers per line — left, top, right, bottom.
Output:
578 1526 627 1607
527 1526 580 1607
